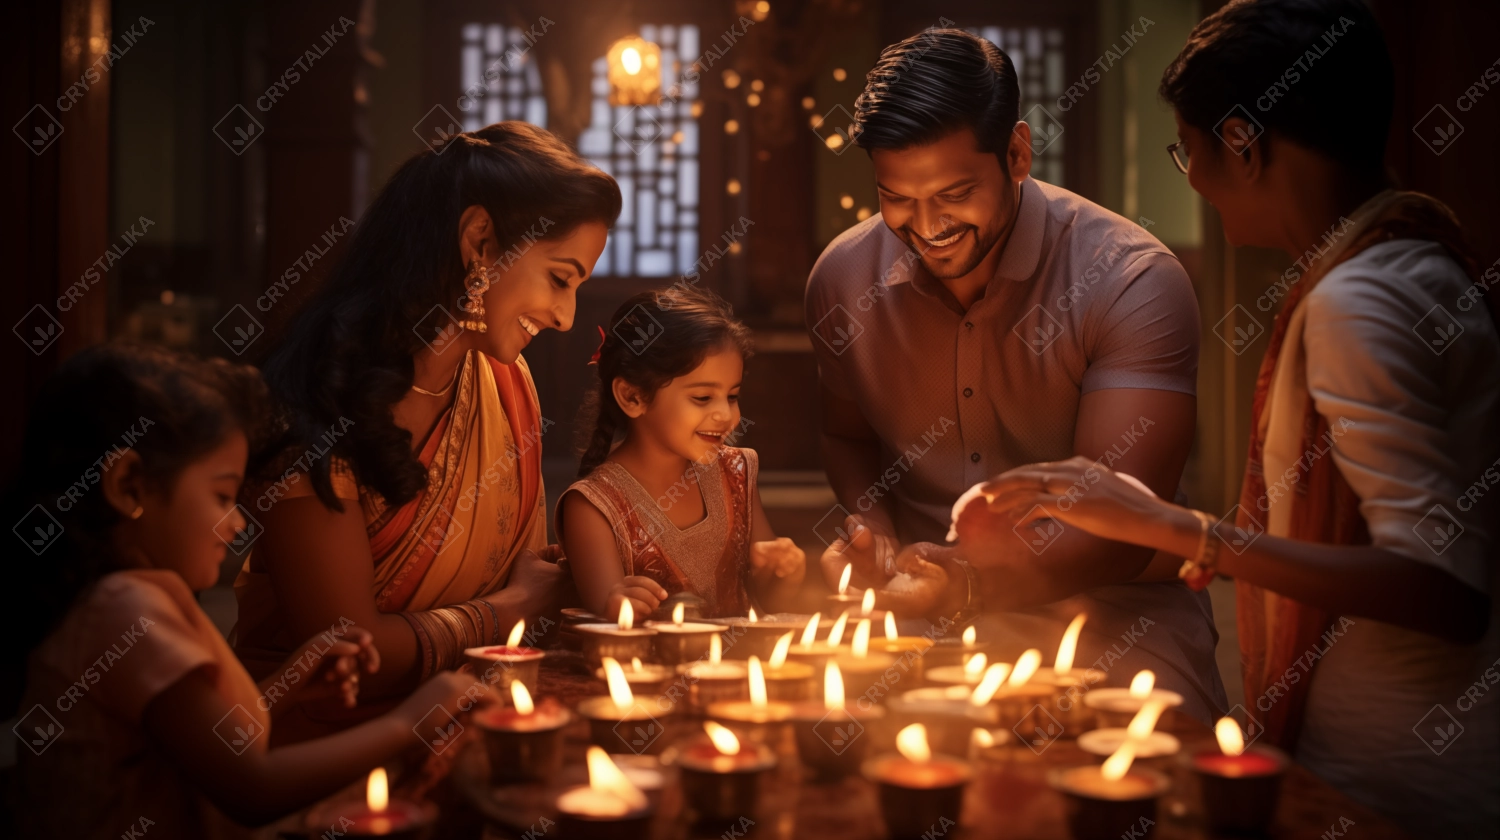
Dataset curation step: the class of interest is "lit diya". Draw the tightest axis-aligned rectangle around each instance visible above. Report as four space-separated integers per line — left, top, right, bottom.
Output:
578 657 675 755
869 611 936 686
576 600 658 670
667 720 777 825
924 648 991 688
304 767 435 839
829 618 897 708
646 602 727 666
822 562 864 618
464 620 545 695
556 747 654 840
863 723 973 840
988 649 1062 740
784 611 849 669
1029 613 1104 735
1084 670 1184 730
886 663 1005 756
924 624 990 670
474 681 571 784
593 656 673 697
707 655 794 738
757 631 815 702
1048 738 1171 840
709 606 808 661
1077 700 1179 772
1192 717 1289 835
676 633 748 712
790 661 886 780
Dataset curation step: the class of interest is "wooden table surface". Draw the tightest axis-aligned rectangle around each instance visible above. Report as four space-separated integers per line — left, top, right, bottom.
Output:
401 652 1409 840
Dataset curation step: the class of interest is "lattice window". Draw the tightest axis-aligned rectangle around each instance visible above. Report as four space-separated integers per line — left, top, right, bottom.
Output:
459 23 547 130
577 24 701 277
974 26 1066 186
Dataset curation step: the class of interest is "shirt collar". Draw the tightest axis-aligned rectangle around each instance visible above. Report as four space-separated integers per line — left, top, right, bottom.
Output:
881 177 1046 290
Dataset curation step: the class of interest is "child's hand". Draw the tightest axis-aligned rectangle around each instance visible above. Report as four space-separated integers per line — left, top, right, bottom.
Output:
750 537 805 580
605 576 668 620
265 626 380 713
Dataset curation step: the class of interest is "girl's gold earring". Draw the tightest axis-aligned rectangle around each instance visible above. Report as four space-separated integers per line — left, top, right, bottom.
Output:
458 259 491 333
129 506 144 520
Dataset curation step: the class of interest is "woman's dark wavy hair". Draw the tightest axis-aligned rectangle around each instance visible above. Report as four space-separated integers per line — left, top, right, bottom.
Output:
577 286 753 477
261 122 621 510
853 29 1020 166
2 343 272 714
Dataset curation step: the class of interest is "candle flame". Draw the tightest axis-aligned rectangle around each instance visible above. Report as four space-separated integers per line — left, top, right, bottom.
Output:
1101 740 1138 781
1009 649 1042 687
586 746 647 810
896 723 932 763
631 657 642 671
602 657 635 709
366 768 388 812
618 599 634 631
800 612 821 648
970 728 996 749
704 720 741 755
963 652 988 678
884 612 898 641
770 631 793 668
621 46 642 76
1215 717 1245 756
672 602 685 625
823 662 845 711
860 588 875 616
1126 700 1167 741
748 656 767 707
748 606 758 622
1129 670 1155 699
970 663 1011 706
1055 613 1086 675
851 619 871 658
827 610 850 647
962 626 977 646
511 680 535 715
507 619 526 648
709 632 723 664
838 563 852 595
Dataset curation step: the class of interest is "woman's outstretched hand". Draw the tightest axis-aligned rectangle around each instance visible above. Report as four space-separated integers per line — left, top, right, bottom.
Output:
961 455 1167 548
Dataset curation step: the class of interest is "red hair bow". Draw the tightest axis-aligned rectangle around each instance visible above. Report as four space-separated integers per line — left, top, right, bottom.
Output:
588 325 606 365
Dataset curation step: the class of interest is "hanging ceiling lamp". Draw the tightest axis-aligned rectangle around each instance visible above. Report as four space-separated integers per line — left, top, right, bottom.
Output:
607 35 662 106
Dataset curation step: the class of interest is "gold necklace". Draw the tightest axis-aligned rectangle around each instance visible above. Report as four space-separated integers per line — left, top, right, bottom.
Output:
410 366 459 397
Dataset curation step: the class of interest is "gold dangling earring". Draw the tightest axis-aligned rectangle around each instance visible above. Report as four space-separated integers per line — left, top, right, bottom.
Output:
129 506 144 520
457 259 491 333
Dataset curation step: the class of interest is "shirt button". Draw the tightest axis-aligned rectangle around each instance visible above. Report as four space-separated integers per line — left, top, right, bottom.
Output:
970 452 981 463
963 387 973 398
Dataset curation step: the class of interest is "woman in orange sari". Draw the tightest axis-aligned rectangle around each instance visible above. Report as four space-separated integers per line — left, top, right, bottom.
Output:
233 122 619 740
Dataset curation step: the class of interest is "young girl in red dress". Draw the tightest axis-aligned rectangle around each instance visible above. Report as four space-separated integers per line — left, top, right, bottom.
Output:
558 287 806 619
6 345 486 840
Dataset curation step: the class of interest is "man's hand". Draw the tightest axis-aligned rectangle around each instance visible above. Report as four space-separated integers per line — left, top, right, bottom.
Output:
819 514 897 592
875 542 959 618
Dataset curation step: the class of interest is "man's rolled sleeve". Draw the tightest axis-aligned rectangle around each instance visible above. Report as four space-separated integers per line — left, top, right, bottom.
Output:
1080 251 1201 396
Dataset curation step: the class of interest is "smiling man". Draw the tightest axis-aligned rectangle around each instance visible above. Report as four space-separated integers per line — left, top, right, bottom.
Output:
804 29 1226 720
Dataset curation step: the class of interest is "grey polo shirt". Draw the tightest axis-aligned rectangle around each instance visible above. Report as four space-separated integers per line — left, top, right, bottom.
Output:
805 177 1227 721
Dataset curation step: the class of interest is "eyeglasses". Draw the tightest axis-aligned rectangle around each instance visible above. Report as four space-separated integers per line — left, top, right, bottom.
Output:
1167 141 1189 175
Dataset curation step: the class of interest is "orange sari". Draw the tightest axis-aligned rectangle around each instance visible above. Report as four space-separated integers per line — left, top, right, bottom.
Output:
233 350 547 681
